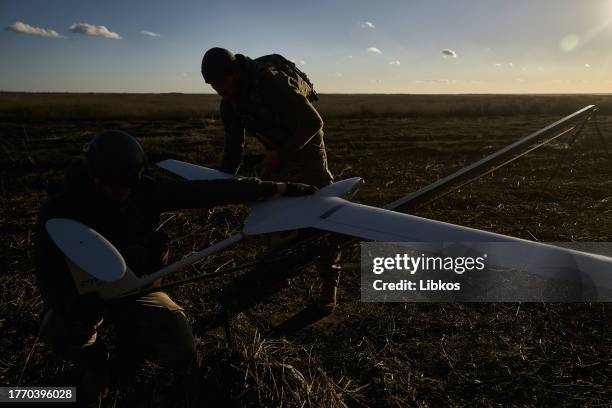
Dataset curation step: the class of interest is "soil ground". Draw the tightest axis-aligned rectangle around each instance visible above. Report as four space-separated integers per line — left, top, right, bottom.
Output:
1 95 611 407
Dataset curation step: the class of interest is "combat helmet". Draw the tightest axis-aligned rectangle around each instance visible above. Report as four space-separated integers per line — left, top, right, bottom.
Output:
201 47 237 83
84 130 146 187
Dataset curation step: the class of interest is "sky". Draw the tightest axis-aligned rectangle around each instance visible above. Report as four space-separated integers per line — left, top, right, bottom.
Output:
2 0 612 94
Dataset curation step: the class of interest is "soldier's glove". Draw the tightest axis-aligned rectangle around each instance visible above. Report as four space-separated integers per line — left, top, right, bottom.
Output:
283 182 318 197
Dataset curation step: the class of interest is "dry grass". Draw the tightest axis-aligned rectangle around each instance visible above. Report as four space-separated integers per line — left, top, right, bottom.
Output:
1 95 611 406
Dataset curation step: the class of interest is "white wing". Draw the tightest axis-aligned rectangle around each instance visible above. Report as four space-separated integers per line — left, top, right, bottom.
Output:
244 196 612 292
154 160 612 293
157 159 236 180
46 218 143 299
46 218 126 282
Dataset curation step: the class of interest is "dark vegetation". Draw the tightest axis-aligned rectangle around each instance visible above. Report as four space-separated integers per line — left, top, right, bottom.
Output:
2 92 612 120
1 93 610 407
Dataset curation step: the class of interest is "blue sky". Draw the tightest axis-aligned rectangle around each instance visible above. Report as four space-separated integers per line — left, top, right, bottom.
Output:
2 0 612 93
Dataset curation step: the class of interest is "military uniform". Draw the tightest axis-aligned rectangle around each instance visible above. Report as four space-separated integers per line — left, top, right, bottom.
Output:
217 54 340 307
219 54 333 187
36 159 280 393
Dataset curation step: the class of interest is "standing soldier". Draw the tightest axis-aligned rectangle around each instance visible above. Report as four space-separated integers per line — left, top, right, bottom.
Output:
200 47 341 313
36 130 316 404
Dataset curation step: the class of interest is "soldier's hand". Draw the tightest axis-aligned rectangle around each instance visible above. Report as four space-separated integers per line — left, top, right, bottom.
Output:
280 182 318 197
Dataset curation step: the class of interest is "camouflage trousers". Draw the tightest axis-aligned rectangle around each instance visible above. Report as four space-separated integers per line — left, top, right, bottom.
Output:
39 292 196 377
273 132 334 187
267 134 340 292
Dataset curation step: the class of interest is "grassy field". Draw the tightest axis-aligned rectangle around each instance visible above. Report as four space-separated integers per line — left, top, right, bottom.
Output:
2 92 612 120
1 94 611 407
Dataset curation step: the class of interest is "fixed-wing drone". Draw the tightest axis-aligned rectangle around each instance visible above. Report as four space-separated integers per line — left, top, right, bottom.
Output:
46 105 612 307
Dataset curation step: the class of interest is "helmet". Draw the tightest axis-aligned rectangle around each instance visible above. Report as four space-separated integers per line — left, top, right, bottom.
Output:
201 47 237 83
84 130 146 187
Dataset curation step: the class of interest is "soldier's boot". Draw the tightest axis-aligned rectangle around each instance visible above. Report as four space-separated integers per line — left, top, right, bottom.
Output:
315 264 342 313
73 342 110 407
318 281 337 312
270 261 341 335
38 309 108 407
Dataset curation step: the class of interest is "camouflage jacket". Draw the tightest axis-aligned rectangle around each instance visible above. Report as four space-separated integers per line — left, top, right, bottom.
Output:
220 54 324 174
36 159 278 317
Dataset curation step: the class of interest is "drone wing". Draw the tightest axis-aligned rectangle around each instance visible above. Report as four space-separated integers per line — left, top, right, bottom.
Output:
45 218 143 298
156 159 236 180
156 159 612 294
243 196 612 292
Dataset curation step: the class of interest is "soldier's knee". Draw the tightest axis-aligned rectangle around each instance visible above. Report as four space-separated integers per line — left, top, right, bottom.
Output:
151 310 196 370
39 308 101 358
171 311 197 367
316 250 342 269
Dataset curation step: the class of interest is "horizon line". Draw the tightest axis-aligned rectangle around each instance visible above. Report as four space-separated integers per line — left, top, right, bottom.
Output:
2 91 612 96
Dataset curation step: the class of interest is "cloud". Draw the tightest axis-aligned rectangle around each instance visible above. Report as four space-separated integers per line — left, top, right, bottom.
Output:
361 21 375 29
584 63 592 69
69 23 121 39
442 49 457 58
290 59 306 66
492 62 514 69
140 30 160 37
415 79 451 84
388 60 401 65
6 21 62 38
367 47 382 55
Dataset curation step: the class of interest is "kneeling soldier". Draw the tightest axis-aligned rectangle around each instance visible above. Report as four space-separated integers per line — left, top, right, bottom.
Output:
35 130 316 404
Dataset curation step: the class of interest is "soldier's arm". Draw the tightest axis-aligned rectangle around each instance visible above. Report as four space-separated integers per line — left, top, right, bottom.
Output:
220 99 246 174
149 176 280 212
261 72 324 155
